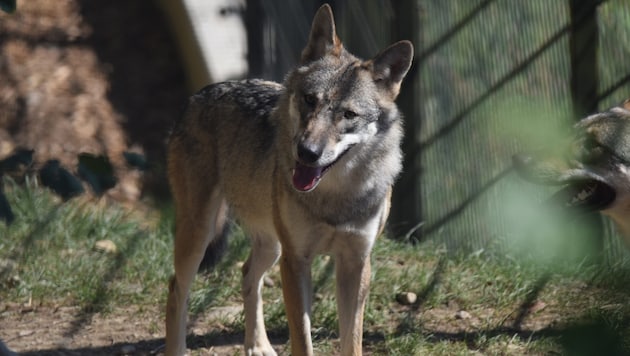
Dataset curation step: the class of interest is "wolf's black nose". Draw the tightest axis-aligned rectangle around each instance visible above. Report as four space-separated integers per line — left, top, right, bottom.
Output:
297 143 323 164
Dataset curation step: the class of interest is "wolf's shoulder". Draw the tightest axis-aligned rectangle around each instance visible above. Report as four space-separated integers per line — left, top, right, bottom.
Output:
192 79 284 115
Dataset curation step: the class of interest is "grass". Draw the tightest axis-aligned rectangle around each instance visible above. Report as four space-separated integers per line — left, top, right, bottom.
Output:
0 178 173 311
2 178 630 354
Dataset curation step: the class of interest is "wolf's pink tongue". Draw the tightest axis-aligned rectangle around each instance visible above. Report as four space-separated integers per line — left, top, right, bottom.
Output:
292 163 323 191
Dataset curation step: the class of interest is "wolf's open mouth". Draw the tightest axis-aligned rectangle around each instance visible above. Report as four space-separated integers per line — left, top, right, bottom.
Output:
292 163 329 192
291 148 352 192
547 180 616 212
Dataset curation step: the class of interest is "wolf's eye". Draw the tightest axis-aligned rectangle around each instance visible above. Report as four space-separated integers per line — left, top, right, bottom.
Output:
343 110 358 120
575 136 603 163
303 94 317 107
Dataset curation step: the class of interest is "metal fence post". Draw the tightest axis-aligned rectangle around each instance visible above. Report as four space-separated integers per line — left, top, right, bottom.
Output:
390 0 423 240
569 0 604 260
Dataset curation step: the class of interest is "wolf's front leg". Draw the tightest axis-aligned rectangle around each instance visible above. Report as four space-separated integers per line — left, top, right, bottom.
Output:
242 234 281 356
280 253 314 356
335 246 372 356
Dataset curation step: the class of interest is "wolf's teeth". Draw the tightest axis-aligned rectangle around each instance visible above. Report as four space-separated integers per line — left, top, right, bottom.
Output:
577 189 591 200
569 196 580 205
569 184 596 205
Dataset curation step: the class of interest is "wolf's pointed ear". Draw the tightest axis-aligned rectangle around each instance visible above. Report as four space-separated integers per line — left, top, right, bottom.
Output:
301 4 342 63
370 40 414 96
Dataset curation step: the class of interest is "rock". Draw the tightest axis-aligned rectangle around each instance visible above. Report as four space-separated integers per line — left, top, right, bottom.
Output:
455 310 471 320
94 239 117 254
396 292 417 305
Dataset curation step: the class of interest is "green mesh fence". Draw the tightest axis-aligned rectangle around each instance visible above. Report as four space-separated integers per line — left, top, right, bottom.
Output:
411 0 630 261
415 1 573 252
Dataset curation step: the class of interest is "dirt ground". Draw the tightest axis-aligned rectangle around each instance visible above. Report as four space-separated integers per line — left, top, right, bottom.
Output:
0 303 250 355
0 300 557 355
0 289 584 355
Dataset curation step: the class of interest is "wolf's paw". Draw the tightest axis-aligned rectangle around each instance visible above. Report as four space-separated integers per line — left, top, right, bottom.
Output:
245 344 277 356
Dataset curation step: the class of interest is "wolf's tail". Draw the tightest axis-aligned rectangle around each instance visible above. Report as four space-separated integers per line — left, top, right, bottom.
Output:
197 220 230 272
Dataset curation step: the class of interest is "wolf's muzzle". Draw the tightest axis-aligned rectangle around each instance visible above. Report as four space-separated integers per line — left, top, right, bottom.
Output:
297 142 323 164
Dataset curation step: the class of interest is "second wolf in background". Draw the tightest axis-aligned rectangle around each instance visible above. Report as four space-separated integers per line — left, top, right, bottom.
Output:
514 99 630 245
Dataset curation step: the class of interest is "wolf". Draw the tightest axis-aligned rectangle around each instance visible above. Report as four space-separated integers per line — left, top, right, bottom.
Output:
513 99 630 245
164 4 413 356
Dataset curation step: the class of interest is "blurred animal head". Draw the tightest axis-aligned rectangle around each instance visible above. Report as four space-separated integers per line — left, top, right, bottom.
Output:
513 99 630 243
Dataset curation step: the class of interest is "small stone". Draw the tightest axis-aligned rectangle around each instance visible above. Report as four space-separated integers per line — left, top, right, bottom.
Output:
396 292 417 305
94 239 117 254
18 330 34 337
455 310 471 320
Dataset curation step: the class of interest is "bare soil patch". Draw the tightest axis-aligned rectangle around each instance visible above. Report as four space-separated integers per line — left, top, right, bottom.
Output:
0 293 576 355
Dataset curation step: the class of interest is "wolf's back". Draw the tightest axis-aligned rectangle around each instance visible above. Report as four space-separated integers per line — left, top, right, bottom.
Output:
171 80 284 140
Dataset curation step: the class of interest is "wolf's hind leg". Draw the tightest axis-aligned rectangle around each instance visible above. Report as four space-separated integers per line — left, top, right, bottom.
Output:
165 183 227 356
242 233 281 356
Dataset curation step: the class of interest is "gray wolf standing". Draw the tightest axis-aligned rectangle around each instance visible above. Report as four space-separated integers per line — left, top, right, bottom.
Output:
513 99 630 245
164 4 413 356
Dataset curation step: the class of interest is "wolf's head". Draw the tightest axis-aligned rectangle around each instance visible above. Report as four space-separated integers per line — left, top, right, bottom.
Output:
281 4 414 193
513 100 630 240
